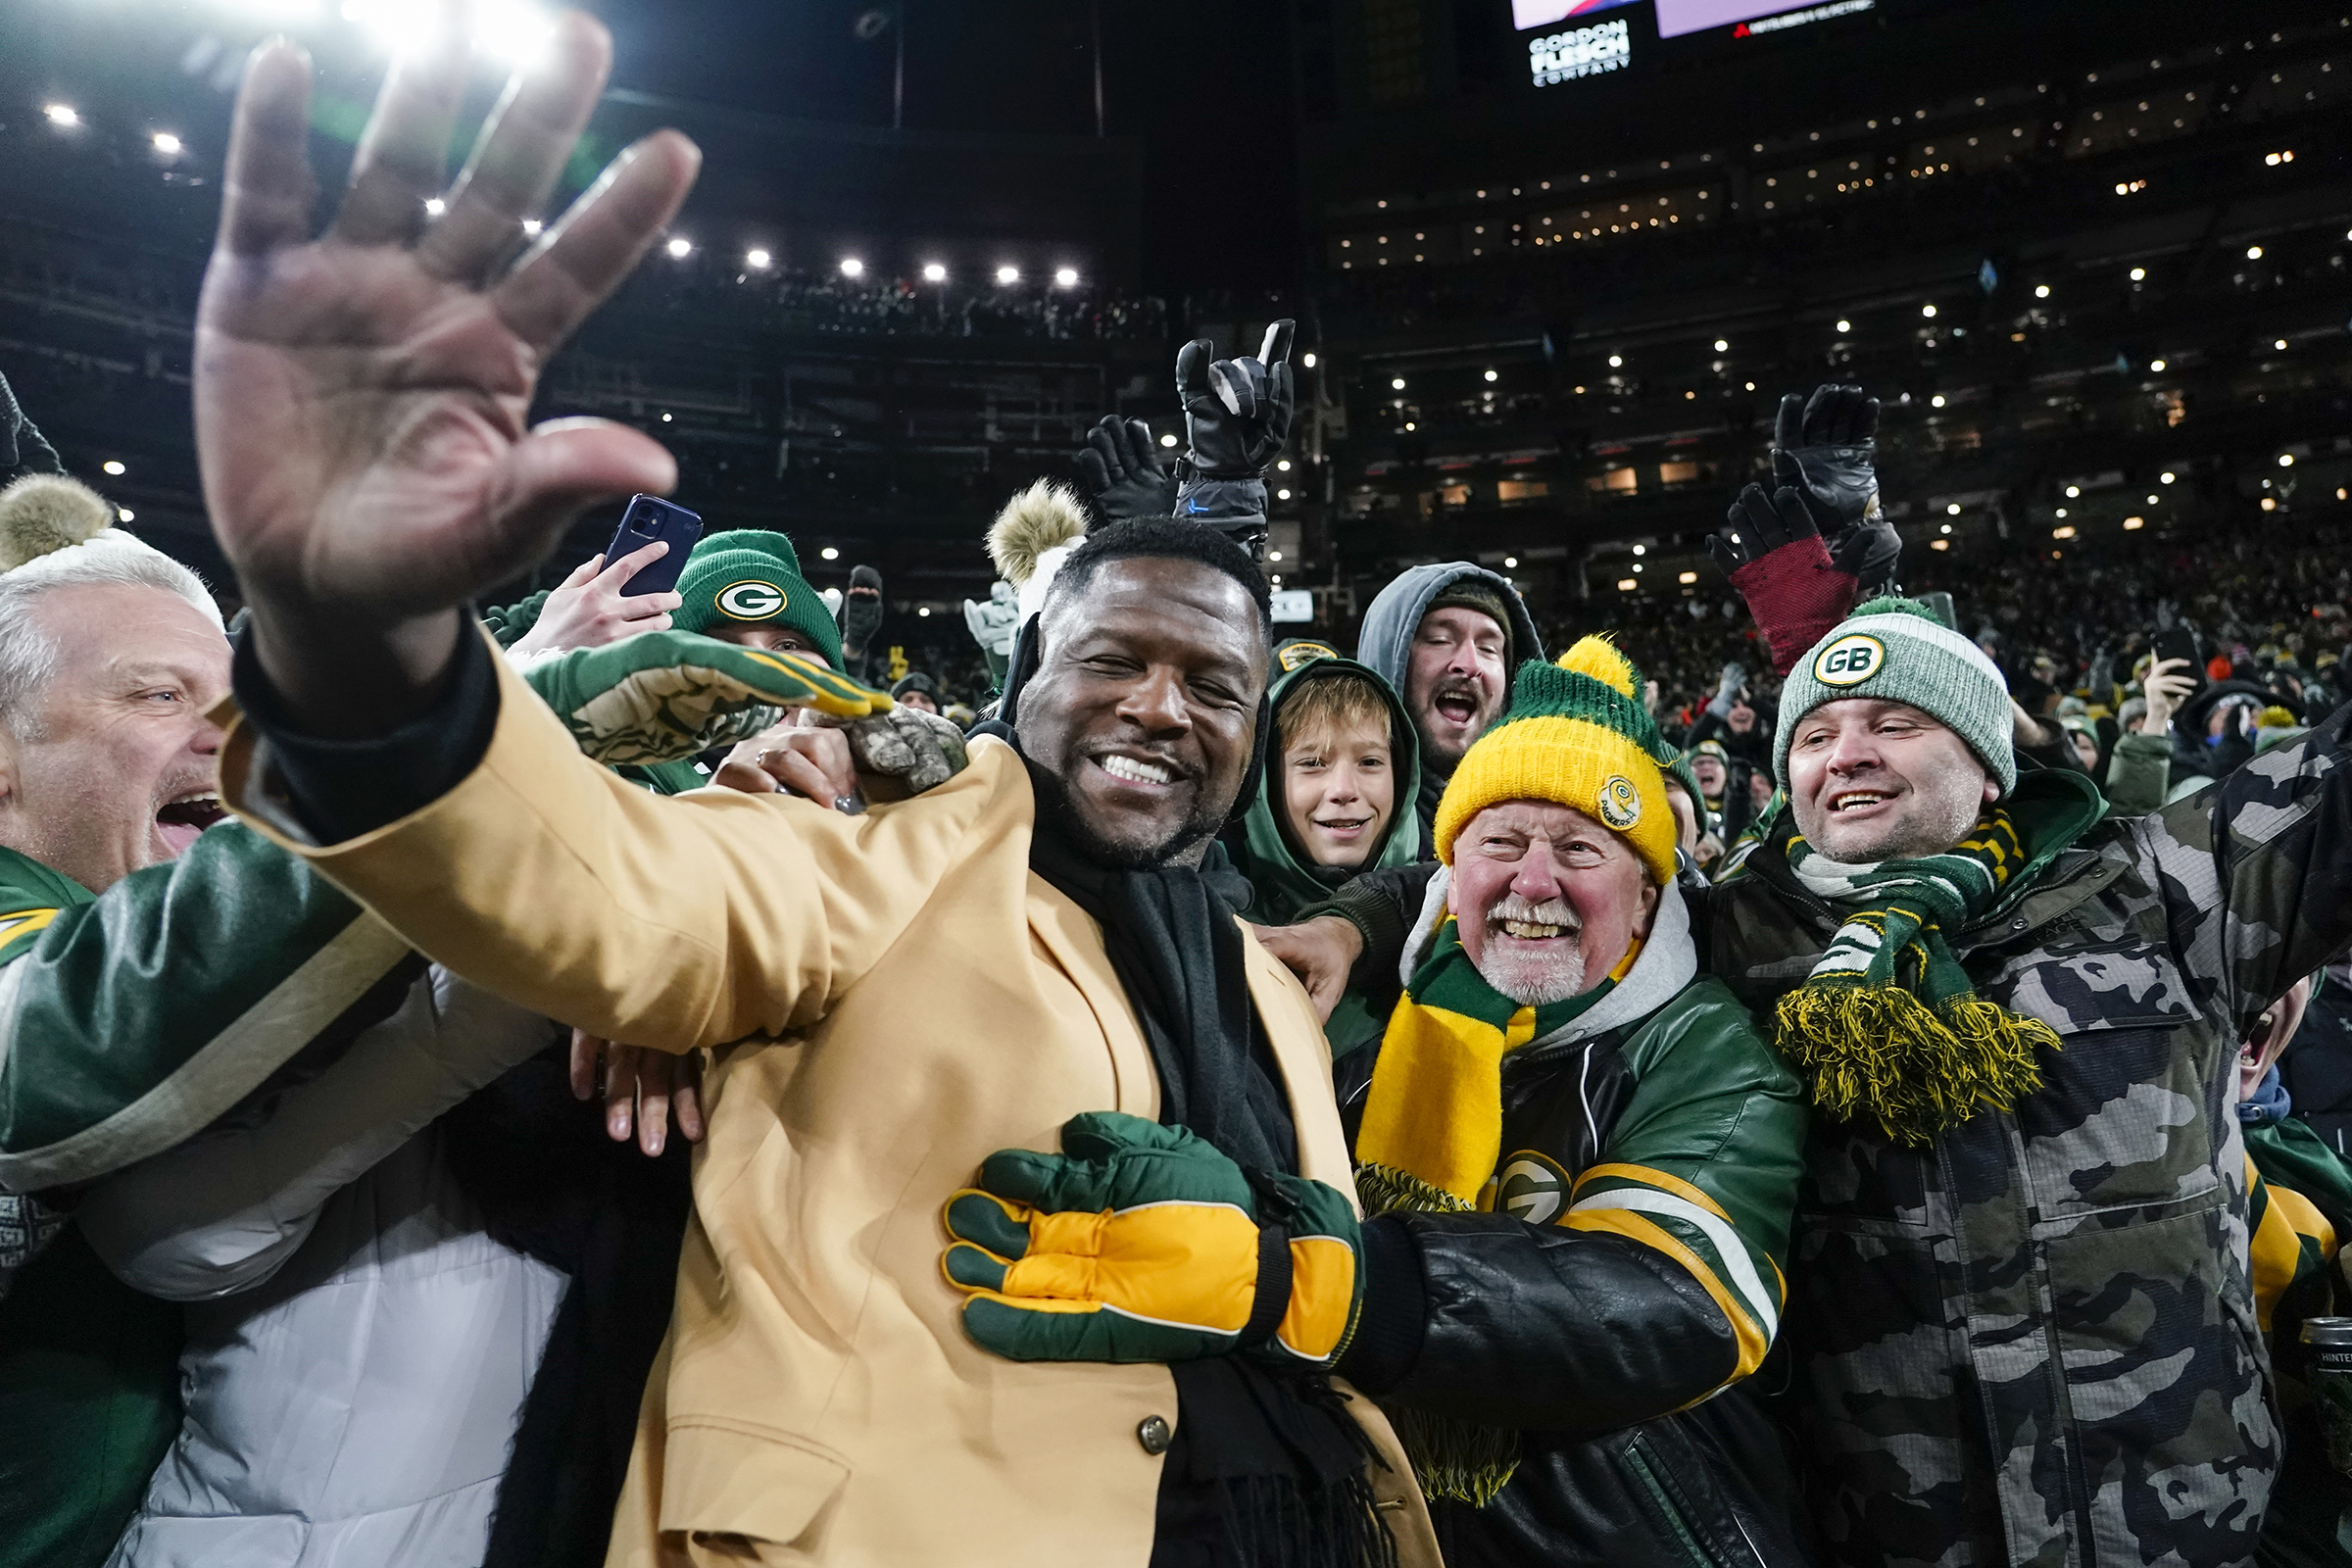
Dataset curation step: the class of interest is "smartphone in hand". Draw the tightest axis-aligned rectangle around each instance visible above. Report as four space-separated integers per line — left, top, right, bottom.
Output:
2152 627 2206 683
606 496 704 597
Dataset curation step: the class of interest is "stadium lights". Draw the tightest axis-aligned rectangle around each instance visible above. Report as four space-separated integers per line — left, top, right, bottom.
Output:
918 608 931 618
1302 352 1317 368
1404 421 1416 431
2148 495 2160 506
2246 245 2264 260
664 236 691 259
2130 267 2146 281
117 508 134 522
2276 338 2290 351
1743 381 1755 391
2161 471 2177 483
2280 453 2296 466
520 219 541 236
1946 503 1961 515
2052 525 2077 540
1679 570 1698 584
1504 556 1518 568
342 0 554 63
1632 544 1645 556
746 248 772 270
2034 284 2050 298
1054 267 1079 287
425 197 447 216
1617 579 1638 592
838 257 863 277
2056 508 2068 518
820 547 840 561
995 265 1020 284
1159 433 1178 448
1939 522 1952 534
1714 339 1729 352
1276 459 1292 471
152 132 182 155
1484 368 1498 381
2124 517 2145 530
1836 319 1851 333
2065 485 2081 497
1392 377 1406 390
660 412 672 422
1607 355 1623 368
102 460 125 475
1276 489 1292 501
44 104 76 127
1931 394 1946 408
1931 540 1949 552
1921 304 1937 318
921 262 947 282
2149 358 2167 371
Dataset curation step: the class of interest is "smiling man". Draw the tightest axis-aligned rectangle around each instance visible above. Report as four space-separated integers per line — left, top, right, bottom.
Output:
1302 590 2352 1566
179 22 1435 1562
1321 638 1810 1566
1357 565 1542 856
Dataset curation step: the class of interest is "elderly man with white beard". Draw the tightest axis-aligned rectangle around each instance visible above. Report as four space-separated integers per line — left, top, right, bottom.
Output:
1312 637 1814 1568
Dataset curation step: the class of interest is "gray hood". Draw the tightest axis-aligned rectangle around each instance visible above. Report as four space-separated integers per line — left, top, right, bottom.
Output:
1354 562 1544 700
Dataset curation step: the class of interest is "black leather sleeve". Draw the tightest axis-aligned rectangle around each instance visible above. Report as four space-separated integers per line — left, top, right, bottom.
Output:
1372 1210 1742 1434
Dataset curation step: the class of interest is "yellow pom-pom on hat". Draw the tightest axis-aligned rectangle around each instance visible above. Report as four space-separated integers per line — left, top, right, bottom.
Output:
1431 634 1678 885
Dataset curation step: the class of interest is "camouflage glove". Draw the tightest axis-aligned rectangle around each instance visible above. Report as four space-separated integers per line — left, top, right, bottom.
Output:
943 1111 1362 1369
824 704 969 797
519 629 889 766
1075 415 1180 524
1773 383 1898 594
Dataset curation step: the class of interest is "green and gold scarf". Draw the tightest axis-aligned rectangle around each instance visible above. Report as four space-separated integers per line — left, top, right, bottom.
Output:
1772 771 2104 1147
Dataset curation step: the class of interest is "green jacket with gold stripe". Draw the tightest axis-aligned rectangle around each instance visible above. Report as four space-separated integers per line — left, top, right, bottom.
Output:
1331 944 1813 1567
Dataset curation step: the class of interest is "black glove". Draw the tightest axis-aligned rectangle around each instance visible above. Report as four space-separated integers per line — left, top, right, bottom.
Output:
840 565 884 662
0 371 62 479
1074 416 1180 525
1709 475 1888 676
1774 384 1897 594
1174 320 1296 556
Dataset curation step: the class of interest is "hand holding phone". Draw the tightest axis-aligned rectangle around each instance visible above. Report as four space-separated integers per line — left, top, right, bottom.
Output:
606 494 704 597
508 540 686 657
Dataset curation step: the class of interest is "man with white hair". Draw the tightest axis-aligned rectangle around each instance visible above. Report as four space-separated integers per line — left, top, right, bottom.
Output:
1316 638 1810 1563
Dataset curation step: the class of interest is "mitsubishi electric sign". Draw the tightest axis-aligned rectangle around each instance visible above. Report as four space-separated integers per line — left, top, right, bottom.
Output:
1526 17 1632 86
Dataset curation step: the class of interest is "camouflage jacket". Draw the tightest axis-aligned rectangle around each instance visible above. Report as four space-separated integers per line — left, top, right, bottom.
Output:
1326 721 2352 1568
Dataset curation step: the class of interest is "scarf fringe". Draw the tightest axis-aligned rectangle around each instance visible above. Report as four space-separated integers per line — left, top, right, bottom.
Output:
1774 981 2058 1147
1354 1162 1477 1218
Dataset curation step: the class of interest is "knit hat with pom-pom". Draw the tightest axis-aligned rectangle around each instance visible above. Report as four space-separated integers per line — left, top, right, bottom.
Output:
1432 634 1679 884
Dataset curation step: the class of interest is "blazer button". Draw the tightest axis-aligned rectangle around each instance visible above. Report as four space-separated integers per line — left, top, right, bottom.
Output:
1137 1415 1174 1455
2010 916 2029 931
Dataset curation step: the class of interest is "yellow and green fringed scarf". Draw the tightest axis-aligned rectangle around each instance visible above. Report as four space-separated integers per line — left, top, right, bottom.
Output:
1772 777 2103 1147
1354 915 1634 1504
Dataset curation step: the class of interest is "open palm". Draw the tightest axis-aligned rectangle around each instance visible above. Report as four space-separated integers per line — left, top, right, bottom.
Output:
196 15 698 680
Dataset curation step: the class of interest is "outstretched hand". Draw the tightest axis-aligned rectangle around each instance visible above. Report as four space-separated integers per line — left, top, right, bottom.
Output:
196 14 701 730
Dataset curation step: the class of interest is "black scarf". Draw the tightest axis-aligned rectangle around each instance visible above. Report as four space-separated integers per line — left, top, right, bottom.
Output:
981 615 1394 1568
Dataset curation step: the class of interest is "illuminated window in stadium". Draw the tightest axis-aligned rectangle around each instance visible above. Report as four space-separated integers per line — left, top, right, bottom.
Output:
1511 0 1639 29
1526 17 1631 87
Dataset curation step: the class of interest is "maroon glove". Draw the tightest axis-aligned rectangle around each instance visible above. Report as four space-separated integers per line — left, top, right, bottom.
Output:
1709 476 1870 677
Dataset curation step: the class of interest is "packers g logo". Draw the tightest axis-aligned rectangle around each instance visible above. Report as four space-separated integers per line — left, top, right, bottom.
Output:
1813 633 1886 687
1276 641 1339 673
715 580 786 621
1495 1152 1571 1225
1596 774 1642 830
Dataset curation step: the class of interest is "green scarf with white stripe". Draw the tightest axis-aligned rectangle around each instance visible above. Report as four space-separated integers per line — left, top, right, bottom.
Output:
1772 773 2104 1147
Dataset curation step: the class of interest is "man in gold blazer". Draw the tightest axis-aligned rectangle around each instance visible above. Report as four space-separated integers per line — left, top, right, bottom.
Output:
189 13 1436 1567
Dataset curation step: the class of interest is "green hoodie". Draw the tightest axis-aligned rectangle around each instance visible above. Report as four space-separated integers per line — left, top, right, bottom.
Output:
1233 646 1423 1056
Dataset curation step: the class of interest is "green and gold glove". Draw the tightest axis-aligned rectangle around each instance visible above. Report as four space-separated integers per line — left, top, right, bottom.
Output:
517 629 889 766
942 1111 1363 1369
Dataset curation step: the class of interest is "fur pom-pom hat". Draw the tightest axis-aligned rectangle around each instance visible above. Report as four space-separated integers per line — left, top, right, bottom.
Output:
986 479 1089 623
0 473 223 630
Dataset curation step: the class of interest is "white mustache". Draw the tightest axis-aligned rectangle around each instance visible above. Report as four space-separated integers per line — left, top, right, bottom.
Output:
1488 894 1578 932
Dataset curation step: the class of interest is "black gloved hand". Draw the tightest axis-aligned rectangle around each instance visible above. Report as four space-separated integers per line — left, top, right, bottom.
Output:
0 371 63 478
1074 416 1180 525
1774 384 1897 594
1710 476 1888 676
1173 321 1296 557
841 565 884 661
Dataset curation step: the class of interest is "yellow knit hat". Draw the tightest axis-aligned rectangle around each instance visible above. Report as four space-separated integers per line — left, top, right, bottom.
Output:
1431 635 1678 884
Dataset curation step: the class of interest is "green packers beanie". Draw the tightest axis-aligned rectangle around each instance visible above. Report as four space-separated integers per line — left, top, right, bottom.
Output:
1773 595 2016 798
673 529 845 669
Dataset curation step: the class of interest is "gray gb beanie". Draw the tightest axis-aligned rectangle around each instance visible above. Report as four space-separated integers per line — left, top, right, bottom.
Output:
1774 595 2016 798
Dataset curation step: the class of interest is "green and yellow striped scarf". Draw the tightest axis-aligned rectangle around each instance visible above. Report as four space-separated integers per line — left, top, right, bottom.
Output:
1773 778 2102 1147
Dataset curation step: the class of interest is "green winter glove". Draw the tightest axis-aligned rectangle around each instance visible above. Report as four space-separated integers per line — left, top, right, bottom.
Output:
518 629 889 766
942 1110 1363 1369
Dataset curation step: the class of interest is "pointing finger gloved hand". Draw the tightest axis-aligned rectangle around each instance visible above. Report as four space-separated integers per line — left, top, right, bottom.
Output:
942 1111 1362 1370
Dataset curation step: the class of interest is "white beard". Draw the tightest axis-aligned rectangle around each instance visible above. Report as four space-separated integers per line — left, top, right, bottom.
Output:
1475 894 1589 1005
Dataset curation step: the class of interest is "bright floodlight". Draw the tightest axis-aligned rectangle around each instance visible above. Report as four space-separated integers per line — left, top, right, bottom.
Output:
2246 245 2264 260
152 132 182 155
424 197 447 217
102 460 125 476
2149 358 2167 371
1607 355 1623 368
44 105 77 127
665 237 692 259
995 265 1020 284
1836 318 1852 333
2034 284 2050 298
1054 266 1079 287
820 547 840 561
117 508 134 522
1391 377 1406 390
1713 339 1729 352
1931 394 1946 408
1301 352 1317 368
343 0 553 64
1159 433 1178 448
921 262 947 282
839 257 863 277
746 248 772 270
1484 368 1498 381
1946 503 1961 515
1921 303 1937 318
2130 267 2145 280
520 219 542 236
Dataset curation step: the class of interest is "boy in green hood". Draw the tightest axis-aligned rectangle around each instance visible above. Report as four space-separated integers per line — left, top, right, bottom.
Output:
1232 641 1422 1055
